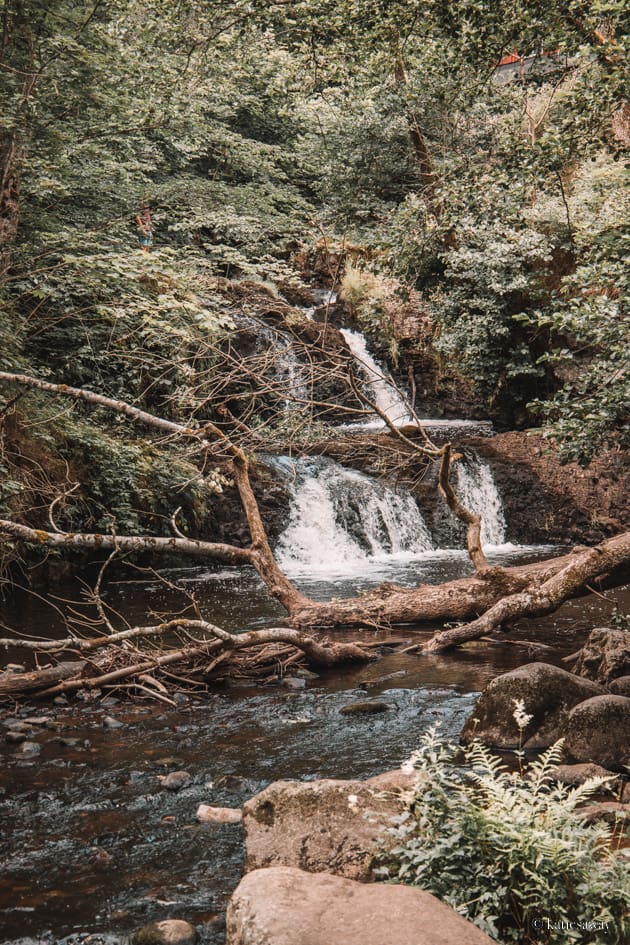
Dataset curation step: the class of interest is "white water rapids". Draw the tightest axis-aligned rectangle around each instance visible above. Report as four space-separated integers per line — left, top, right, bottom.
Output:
273 455 509 577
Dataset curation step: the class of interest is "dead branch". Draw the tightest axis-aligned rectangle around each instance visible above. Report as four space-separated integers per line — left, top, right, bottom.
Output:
423 530 630 652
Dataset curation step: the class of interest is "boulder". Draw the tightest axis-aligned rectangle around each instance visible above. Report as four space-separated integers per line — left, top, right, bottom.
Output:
132 919 197 945
242 769 416 881
563 695 630 771
461 662 604 749
570 627 630 683
550 763 621 791
609 675 630 697
226 867 496 945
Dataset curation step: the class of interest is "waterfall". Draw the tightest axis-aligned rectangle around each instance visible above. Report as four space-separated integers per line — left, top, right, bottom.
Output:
455 457 507 547
340 329 411 427
275 337 309 409
274 458 433 573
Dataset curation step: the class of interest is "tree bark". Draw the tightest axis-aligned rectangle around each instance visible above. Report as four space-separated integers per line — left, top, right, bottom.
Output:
0 660 87 697
0 131 21 275
423 531 630 651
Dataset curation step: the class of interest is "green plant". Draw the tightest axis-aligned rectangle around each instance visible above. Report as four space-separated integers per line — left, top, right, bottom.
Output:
379 727 630 944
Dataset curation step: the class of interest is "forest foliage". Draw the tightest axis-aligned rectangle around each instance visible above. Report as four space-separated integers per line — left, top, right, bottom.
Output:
0 0 627 534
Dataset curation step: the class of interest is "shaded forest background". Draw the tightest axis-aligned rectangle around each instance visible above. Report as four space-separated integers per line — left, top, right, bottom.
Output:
0 0 627 558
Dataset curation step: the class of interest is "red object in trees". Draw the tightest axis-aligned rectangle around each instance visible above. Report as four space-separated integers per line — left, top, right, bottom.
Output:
498 50 522 66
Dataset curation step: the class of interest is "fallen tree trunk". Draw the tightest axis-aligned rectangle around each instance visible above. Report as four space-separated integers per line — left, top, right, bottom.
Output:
423 531 630 652
289 535 630 633
0 660 87 697
0 622 374 701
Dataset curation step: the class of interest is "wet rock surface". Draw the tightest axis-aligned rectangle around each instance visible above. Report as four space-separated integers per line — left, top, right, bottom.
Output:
570 627 630 683
242 769 416 880
563 695 630 771
460 662 604 749
469 435 630 545
226 867 496 945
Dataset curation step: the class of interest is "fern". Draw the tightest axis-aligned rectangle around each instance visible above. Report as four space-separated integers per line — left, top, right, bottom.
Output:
380 727 630 944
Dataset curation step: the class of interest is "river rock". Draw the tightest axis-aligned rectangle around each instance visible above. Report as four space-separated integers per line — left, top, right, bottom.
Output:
160 771 192 791
460 662 605 749
608 675 630 697
563 695 630 771
226 867 496 945
103 715 124 729
132 920 197 945
197 804 242 824
550 763 621 790
6 729 28 744
242 769 417 880
570 627 630 683
340 700 391 715
18 740 41 756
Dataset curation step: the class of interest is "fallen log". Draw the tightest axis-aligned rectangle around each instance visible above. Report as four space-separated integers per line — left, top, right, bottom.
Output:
0 623 374 701
423 531 630 652
0 661 87 697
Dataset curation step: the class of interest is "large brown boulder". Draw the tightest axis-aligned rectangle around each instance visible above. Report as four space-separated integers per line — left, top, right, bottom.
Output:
226 867 496 945
563 695 630 771
609 676 630 697
461 662 604 749
242 769 416 881
570 628 630 683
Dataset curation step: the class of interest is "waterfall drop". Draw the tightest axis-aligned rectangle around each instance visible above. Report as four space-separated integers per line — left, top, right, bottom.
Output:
340 329 411 427
274 458 433 574
455 457 507 546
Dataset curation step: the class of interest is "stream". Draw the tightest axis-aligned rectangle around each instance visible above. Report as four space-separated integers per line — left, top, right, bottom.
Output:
1 319 626 944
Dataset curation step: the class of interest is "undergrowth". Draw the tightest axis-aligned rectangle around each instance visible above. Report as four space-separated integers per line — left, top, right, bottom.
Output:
378 727 630 944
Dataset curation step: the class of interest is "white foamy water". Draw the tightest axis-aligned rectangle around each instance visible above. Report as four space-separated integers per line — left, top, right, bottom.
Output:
275 459 433 574
455 458 507 546
340 328 411 427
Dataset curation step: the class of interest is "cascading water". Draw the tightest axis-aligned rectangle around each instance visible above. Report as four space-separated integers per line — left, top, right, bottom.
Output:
274 457 433 574
340 328 411 427
271 452 510 578
275 337 309 409
455 457 507 546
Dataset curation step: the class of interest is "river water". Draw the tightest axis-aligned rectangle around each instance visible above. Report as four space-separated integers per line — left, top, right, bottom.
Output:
1 324 627 944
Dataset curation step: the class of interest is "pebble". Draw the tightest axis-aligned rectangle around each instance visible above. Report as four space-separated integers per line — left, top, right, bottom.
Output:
159 770 192 791
5 663 25 673
18 740 41 756
281 676 306 689
196 803 242 824
132 919 197 945
26 716 52 726
340 700 391 715
103 716 123 729
6 730 28 744
58 737 82 748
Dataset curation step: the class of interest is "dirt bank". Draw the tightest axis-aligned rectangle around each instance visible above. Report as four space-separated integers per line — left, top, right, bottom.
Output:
471 432 630 545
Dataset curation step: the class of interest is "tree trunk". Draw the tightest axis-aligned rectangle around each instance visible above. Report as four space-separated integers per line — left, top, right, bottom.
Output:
0 660 87 697
0 131 21 275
